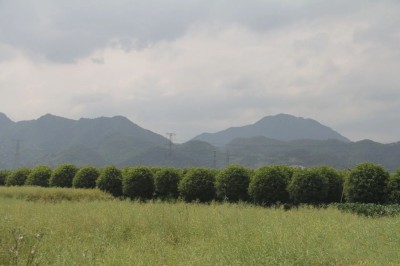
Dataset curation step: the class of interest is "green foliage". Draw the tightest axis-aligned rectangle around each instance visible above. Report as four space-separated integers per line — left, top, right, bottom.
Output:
288 168 328 204
25 165 52 187
387 169 400 204
314 166 343 203
148 166 164 175
0 169 11 186
5 168 32 186
122 166 154 200
1 163 400 206
178 168 216 202
154 168 181 199
49 164 78 188
335 203 400 217
73 166 99 188
96 166 122 197
215 165 250 202
248 166 292 205
345 162 389 204
181 168 190 176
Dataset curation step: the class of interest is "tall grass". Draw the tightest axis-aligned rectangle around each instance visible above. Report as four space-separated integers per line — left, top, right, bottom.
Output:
0 186 113 202
1 199 399 265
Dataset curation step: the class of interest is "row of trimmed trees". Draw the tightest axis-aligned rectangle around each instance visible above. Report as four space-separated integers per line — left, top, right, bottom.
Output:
0 162 399 205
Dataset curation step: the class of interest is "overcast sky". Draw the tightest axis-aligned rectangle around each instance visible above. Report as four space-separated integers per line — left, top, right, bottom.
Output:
1 0 399 143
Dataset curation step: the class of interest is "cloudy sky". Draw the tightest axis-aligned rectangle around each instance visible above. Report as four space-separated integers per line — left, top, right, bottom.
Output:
0 0 399 143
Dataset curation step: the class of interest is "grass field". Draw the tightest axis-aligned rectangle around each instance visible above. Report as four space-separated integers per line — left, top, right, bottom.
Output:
1 188 400 265
0 186 114 202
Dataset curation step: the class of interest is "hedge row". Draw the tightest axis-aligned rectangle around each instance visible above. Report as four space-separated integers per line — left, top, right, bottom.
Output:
335 203 400 217
1 163 399 205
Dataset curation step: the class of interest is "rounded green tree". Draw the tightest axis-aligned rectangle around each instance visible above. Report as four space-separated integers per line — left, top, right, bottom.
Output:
96 165 122 197
314 166 343 203
25 165 52 187
345 162 389 203
248 165 292 205
0 169 11 186
122 166 155 200
73 166 99 188
5 168 31 186
215 165 250 202
154 168 181 200
288 168 329 205
179 168 216 203
387 169 400 204
49 164 78 188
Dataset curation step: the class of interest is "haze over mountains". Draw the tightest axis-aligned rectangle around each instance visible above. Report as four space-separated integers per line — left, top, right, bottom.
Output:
193 113 350 145
0 112 399 171
0 113 167 168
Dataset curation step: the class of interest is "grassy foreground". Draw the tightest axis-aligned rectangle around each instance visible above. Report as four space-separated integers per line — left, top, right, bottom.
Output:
1 196 400 265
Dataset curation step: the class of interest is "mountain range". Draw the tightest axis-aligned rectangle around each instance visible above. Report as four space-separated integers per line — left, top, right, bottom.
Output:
0 113 167 168
193 113 350 145
0 112 399 171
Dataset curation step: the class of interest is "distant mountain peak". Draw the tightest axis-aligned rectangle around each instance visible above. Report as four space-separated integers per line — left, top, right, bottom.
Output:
193 113 350 146
255 113 317 124
79 115 131 122
111 115 129 120
39 113 57 119
38 113 73 121
0 112 14 131
110 115 138 124
0 112 13 122
0 113 168 168
258 113 293 120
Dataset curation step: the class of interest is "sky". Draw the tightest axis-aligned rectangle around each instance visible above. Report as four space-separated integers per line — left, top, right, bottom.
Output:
0 0 399 143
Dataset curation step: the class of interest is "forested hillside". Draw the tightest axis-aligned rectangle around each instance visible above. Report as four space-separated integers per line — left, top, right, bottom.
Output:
0 113 167 168
0 113 399 171
193 114 350 145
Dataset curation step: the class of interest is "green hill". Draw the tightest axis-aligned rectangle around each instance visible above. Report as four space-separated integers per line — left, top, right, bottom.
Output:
0 113 399 171
193 114 350 146
0 113 167 168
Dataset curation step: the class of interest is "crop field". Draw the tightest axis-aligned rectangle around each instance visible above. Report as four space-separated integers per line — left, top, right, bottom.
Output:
1 188 400 265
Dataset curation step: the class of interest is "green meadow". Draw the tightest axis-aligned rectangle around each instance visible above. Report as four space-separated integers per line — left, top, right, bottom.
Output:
1 187 400 265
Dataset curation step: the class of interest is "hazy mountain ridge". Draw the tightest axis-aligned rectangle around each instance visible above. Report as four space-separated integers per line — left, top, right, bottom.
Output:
0 113 168 168
123 140 221 168
193 114 350 145
0 113 14 132
0 112 399 171
223 137 400 171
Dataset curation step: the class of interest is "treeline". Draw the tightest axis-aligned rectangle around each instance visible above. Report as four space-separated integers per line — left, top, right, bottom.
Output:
0 162 399 205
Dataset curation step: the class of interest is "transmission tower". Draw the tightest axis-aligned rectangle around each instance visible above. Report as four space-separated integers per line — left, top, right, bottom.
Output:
226 151 230 166
166 133 176 156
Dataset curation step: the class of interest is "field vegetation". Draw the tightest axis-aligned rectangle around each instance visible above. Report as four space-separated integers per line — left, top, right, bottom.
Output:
0 186 113 202
1 198 400 265
1 162 400 264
